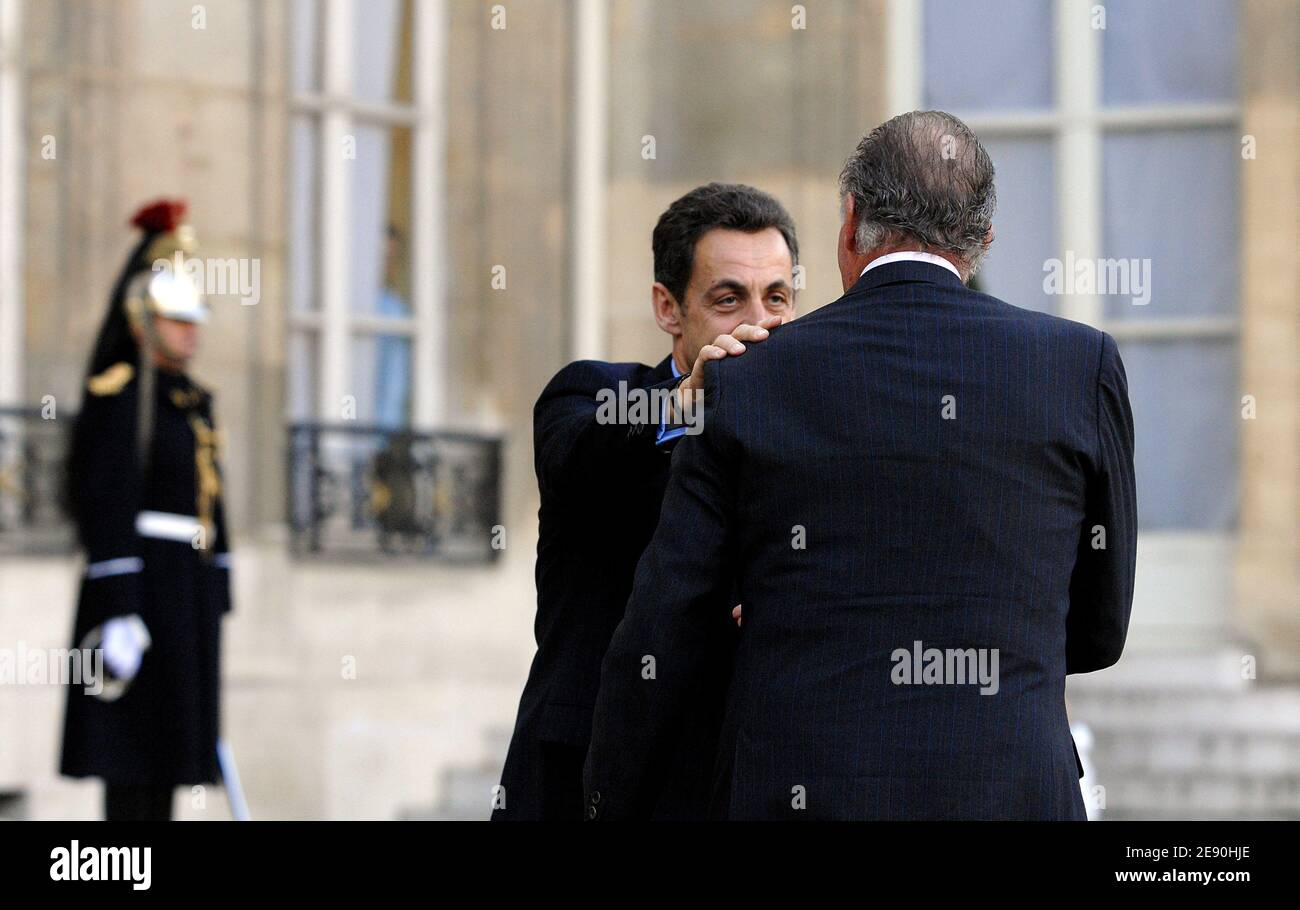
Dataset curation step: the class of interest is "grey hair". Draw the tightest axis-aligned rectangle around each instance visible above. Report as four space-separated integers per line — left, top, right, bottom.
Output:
838 110 996 276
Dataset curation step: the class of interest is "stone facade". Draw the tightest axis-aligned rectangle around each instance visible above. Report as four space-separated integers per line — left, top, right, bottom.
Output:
0 0 1295 820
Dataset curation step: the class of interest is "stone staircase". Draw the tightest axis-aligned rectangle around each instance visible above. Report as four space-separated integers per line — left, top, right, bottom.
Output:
407 651 1300 821
1066 650 1300 820
403 725 513 821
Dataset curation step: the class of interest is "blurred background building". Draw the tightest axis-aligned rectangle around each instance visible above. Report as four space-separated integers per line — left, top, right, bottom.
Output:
0 0 1296 819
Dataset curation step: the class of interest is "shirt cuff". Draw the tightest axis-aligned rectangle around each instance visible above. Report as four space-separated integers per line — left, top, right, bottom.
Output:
656 380 690 447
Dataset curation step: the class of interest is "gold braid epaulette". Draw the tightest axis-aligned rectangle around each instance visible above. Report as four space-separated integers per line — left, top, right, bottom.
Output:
86 362 134 396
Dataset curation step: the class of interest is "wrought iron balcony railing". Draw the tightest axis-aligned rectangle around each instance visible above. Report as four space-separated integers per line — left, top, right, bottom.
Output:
0 407 76 554
286 422 503 563
1 409 504 564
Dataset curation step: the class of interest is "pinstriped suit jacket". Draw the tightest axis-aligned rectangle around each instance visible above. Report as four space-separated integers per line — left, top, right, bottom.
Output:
584 260 1137 820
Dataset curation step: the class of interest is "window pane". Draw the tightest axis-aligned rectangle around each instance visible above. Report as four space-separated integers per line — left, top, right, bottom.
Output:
292 0 321 93
351 0 413 105
348 125 413 318
1101 128 1238 320
923 0 1053 111
350 334 413 429
1102 0 1237 106
974 137 1056 313
1120 338 1237 531
290 116 319 312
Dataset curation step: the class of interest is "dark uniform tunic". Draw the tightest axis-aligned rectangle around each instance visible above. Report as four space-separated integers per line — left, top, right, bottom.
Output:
60 362 232 786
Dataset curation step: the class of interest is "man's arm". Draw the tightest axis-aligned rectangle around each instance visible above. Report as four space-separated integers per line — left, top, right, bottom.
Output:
533 361 681 495
73 379 147 626
535 321 777 494
1067 332 1137 674
582 362 739 819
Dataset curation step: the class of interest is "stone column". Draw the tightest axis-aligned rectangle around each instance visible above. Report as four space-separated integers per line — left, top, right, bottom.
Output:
1236 0 1300 677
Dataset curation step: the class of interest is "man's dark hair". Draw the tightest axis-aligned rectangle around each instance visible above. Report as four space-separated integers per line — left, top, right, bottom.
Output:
652 183 799 307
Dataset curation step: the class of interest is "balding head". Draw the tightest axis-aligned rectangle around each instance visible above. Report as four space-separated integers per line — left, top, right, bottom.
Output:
837 110 996 284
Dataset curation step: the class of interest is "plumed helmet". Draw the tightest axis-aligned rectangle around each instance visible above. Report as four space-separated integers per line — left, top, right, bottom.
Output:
122 199 208 326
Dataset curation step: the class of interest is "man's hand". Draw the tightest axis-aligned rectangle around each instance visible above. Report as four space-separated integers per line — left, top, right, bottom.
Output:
669 317 781 427
102 614 151 681
679 316 782 398
732 604 743 627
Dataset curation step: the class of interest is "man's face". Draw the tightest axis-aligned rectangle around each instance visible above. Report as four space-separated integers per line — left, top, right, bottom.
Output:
655 227 795 365
153 316 202 364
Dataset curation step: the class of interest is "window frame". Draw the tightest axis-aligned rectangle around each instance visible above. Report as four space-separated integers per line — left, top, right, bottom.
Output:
888 0 1241 644
287 0 448 427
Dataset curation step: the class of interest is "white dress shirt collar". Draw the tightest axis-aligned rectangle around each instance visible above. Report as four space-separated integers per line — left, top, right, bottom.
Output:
860 250 962 280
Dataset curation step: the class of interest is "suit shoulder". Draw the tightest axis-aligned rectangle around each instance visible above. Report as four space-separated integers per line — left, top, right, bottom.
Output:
979 293 1108 353
711 314 822 384
1033 308 1109 363
537 359 655 404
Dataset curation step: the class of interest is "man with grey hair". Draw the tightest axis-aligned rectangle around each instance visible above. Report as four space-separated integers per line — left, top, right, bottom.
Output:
584 111 1136 820
836 109 996 283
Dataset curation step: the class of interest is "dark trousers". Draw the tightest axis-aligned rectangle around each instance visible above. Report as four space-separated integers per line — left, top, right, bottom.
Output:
104 783 173 821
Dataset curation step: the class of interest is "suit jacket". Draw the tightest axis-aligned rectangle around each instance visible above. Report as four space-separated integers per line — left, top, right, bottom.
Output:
492 357 738 820
583 260 1136 820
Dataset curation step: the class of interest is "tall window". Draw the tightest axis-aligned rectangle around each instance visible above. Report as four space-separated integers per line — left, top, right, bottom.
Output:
289 0 446 428
900 0 1241 635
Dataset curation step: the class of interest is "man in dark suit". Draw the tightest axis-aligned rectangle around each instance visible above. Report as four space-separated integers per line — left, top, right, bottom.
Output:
492 183 800 820
584 111 1137 820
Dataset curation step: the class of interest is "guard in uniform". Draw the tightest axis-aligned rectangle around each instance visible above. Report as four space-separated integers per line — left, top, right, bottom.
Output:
60 199 233 821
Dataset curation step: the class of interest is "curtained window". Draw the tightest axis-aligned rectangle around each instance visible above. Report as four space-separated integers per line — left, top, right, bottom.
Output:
921 0 1240 533
289 0 421 429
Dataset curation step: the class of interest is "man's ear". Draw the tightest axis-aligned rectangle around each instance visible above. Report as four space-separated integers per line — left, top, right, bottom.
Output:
838 194 858 259
651 282 684 338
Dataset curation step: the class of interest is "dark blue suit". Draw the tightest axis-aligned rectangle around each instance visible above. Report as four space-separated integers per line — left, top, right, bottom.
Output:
493 357 738 820
584 260 1136 820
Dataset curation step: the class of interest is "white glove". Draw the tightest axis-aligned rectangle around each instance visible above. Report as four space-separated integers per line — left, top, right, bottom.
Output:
102 614 152 682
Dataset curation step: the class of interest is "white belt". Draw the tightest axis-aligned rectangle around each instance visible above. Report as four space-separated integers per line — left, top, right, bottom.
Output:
85 556 144 579
84 512 228 579
136 510 207 543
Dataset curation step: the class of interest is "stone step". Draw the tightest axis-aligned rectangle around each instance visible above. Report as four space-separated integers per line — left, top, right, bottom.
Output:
1065 650 1252 693
404 724 517 821
416 657 1300 821
436 764 502 818
1090 728 1300 776
1069 658 1300 819
1069 688 1300 733
481 725 514 762
1098 771 1300 818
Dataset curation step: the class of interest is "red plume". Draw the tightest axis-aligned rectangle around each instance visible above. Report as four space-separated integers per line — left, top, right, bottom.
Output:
130 199 187 234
